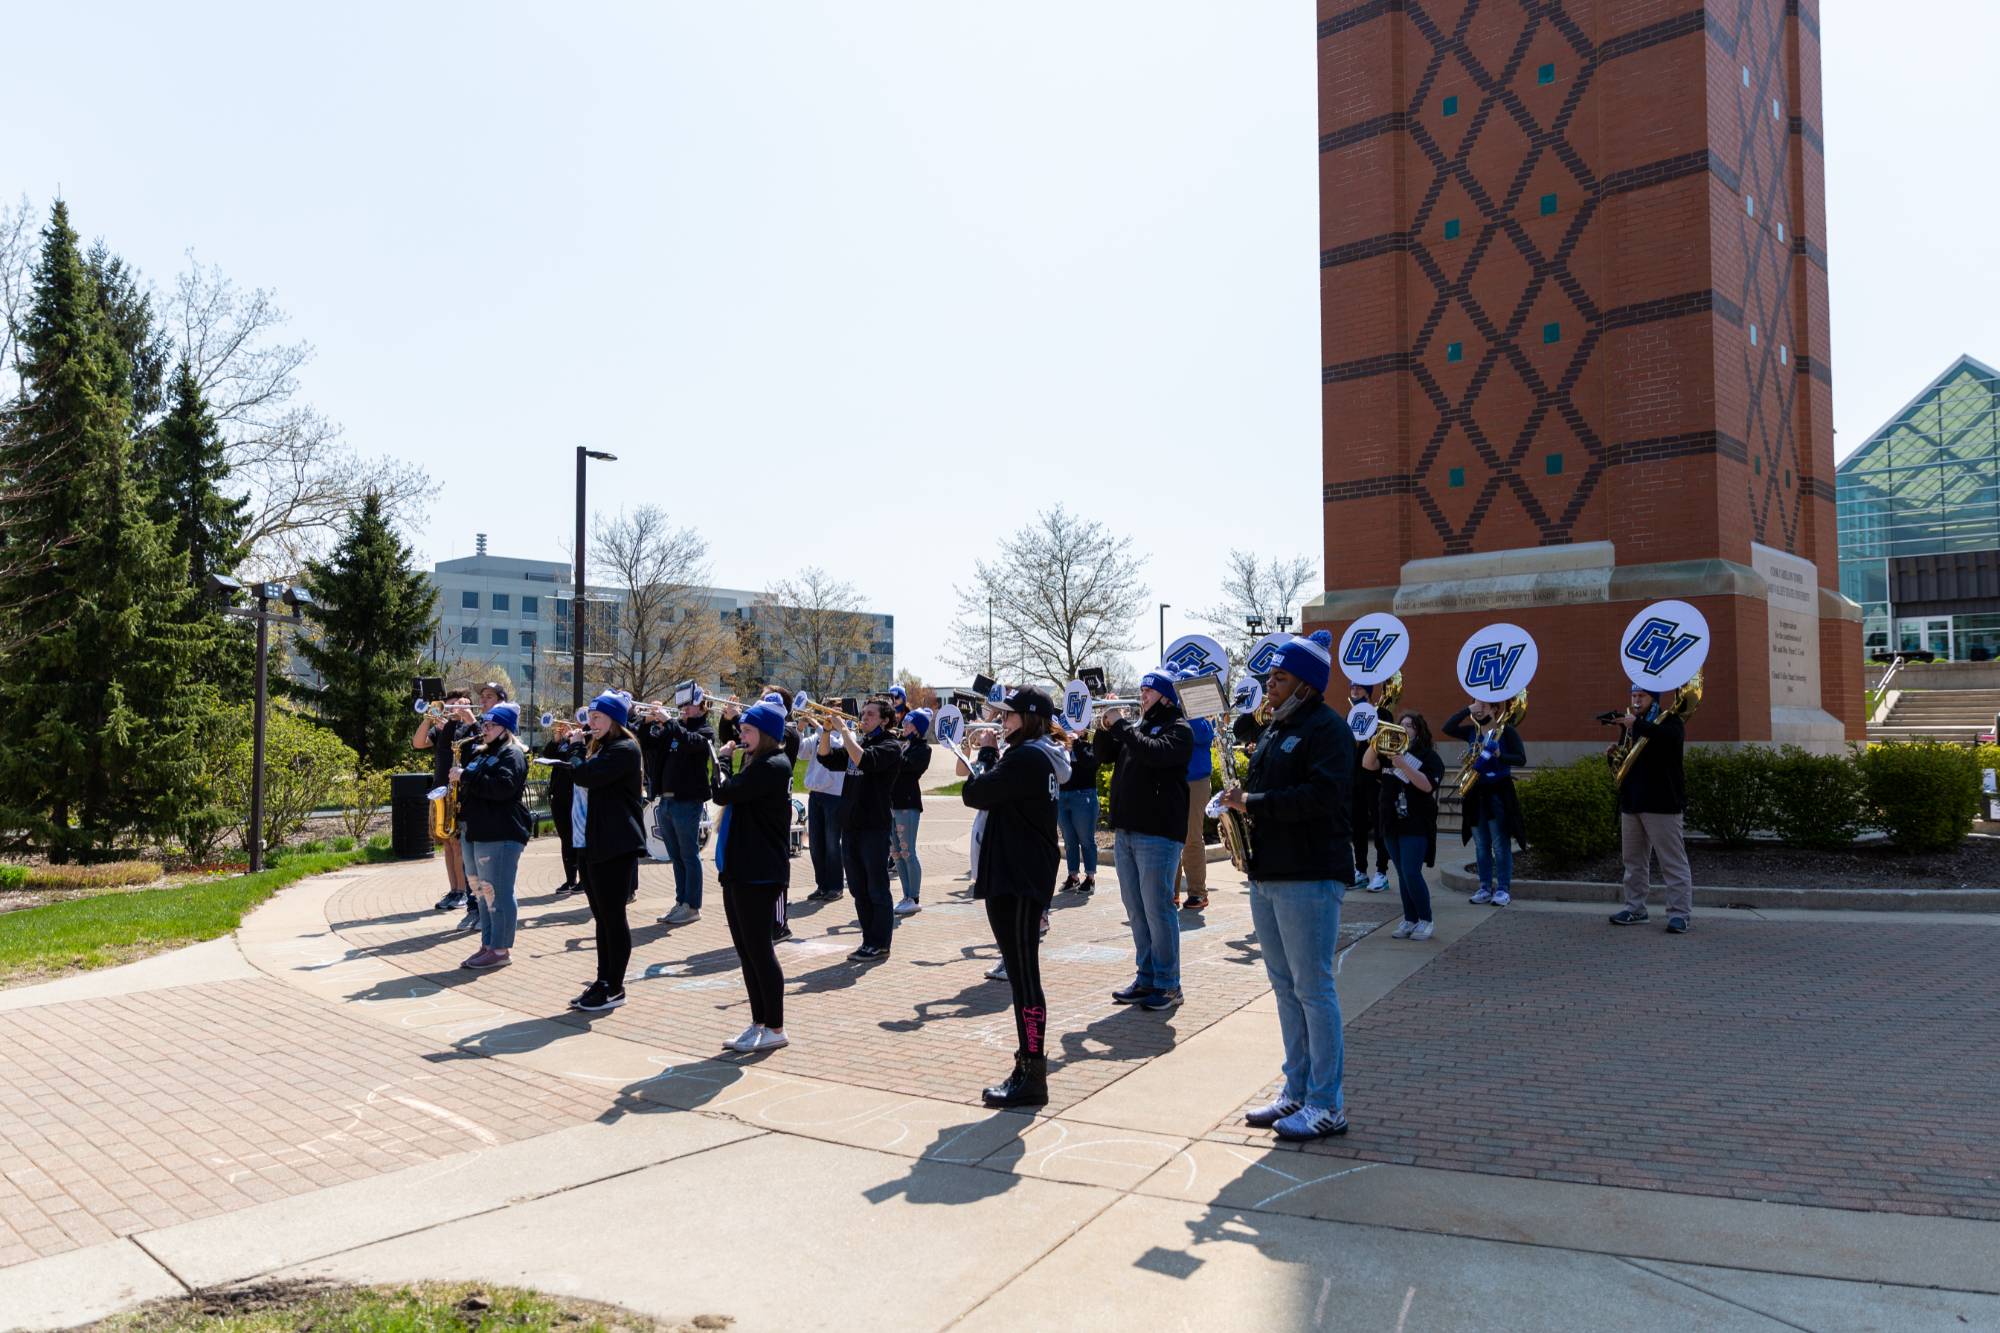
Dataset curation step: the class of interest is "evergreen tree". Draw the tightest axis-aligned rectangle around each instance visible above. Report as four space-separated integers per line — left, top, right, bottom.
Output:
85 242 170 432
150 361 253 687
292 491 435 769
0 202 211 859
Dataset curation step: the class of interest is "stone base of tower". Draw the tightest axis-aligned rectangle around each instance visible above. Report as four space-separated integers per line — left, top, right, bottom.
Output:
1303 543 1864 765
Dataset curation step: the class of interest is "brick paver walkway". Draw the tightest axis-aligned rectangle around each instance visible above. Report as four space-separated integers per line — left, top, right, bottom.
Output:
1215 909 2000 1222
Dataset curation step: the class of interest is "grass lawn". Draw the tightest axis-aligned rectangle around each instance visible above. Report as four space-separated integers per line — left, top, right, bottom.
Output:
0 847 392 986
933 779 966 795
91 1280 696 1332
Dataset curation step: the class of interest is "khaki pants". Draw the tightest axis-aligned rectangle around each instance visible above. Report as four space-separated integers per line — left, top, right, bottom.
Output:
1620 812 1693 917
1179 779 1208 896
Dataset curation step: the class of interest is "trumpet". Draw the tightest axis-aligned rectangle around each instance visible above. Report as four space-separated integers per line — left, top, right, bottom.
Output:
797 697 861 725
415 697 474 722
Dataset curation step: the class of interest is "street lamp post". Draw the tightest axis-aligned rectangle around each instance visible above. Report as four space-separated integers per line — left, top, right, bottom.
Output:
1158 603 1171 664
573 446 618 712
209 574 313 874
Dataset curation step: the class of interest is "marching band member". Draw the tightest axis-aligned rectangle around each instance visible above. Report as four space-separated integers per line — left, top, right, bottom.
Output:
643 687 719 929
1219 633 1354 1140
961 687 1067 1108
890 708 933 916
1444 698 1527 907
886 684 910 726
1179 680 1215 914
1094 670 1195 1012
540 718 585 895
566 692 646 1013
1363 710 1443 942
1057 719 1100 895
800 715 849 904
1348 681 1391 892
713 699 795 1053
821 697 904 961
1608 684 1693 933
412 688 475 917
451 702 531 971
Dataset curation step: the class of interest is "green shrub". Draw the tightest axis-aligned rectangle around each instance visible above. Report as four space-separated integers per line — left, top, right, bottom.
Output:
1683 747 1775 845
0 865 27 890
330 835 356 852
367 833 392 852
1856 742 1980 851
214 707 359 854
1764 746 1866 849
1517 758 1618 869
338 768 395 843
19 860 163 890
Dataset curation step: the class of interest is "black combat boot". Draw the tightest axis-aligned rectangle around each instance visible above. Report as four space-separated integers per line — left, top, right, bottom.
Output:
981 1053 1049 1109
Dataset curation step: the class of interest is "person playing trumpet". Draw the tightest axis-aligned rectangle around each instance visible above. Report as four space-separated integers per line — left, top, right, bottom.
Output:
540 713 587 895
712 700 795 1053
452 702 531 971
642 686 721 929
1094 670 1195 1012
820 696 903 960
890 708 933 916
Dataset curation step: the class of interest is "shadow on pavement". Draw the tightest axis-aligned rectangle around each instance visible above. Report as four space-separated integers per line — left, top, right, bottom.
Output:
862 1114 1030 1206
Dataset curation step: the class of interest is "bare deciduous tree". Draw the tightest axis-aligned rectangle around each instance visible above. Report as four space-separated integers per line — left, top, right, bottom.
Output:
591 506 738 703
945 505 1148 688
755 567 874 700
1198 550 1319 670
0 194 36 384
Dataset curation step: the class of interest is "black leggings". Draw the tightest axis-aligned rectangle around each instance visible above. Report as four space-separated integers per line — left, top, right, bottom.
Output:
552 810 579 882
724 881 786 1029
582 852 638 987
986 894 1048 1057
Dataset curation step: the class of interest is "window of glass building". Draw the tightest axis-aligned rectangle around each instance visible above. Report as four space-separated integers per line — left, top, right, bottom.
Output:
461 590 479 609
493 593 510 612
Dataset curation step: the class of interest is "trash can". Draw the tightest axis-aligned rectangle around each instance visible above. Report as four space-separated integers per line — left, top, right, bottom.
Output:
390 772 437 860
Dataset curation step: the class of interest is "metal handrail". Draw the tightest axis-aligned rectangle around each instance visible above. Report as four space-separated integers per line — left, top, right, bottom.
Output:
1878 654 1908 693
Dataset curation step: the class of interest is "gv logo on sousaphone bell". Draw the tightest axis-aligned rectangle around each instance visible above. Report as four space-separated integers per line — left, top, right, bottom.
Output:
1463 642 1527 694
1342 628 1401 677
1623 616 1704 678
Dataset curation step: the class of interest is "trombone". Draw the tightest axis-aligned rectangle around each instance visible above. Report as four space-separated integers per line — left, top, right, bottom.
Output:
796 697 861 726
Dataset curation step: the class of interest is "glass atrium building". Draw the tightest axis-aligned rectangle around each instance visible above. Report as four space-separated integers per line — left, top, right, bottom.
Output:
1836 356 2000 660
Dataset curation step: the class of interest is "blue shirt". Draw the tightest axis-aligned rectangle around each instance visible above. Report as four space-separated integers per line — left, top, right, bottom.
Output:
570 787 588 848
1187 717 1215 782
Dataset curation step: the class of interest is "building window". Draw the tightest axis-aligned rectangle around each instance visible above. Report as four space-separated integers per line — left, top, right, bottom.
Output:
461 626 480 645
492 593 510 612
522 596 539 616
492 629 510 647
1441 95 1458 116
520 630 537 649
1448 467 1466 488
1446 342 1464 363
1443 218 1460 240
461 591 479 609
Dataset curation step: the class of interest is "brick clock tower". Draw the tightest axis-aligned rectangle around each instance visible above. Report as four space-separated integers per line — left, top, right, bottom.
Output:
1306 0 1862 757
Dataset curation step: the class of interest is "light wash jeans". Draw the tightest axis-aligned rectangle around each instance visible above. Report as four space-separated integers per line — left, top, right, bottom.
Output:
1247 877 1346 1111
465 839 525 950
1471 815 1512 893
660 798 705 909
1114 831 1184 992
891 809 923 901
1057 790 1099 875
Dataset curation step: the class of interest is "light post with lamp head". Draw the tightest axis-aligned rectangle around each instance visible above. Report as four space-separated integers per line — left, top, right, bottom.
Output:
208 574 314 873
573 447 618 713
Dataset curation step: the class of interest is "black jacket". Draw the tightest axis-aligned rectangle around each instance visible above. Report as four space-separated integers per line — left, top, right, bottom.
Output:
541 735 583 818
891 737 932 811
822 727 903 832
1618 712 1686 815
963 740 1061 901
1242 700 1354 881
568 734 647 862
457 741 533 844
713 748 794 887
640 715 718 802
1443 707 1527 847
1060 741 1100 793
1379 746 1445 867
1093 704 1195 841
424 720 471 785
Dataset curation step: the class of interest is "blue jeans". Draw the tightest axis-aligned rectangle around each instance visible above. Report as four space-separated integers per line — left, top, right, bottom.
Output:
1114 831 1184 992
660 798 704 908
1248 878 1346 1111
891 809 923 901
465 839 524 949
1471 815 1512 893
1058 791 1099 875
807 791 846 893
1393 834 1432 924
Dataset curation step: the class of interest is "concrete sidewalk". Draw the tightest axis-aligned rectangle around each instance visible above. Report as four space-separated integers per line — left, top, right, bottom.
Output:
4 807 1999 1330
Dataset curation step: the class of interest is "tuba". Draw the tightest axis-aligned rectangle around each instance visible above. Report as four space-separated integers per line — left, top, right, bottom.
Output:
1458 691 1528 797
1611 672 1703 786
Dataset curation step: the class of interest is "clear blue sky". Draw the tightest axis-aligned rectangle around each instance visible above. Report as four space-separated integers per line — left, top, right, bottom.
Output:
7 3 1995 684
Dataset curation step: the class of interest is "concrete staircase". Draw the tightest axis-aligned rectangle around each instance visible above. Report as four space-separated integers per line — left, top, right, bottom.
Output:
1869 689 2000 744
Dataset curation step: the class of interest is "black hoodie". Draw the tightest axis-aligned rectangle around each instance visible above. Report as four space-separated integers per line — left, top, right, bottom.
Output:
1093 703 1195 841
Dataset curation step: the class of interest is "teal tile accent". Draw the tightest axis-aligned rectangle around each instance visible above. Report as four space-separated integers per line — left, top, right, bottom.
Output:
1754 457 1763 475
1537 63 1555 85
1442 95 1459 117
1446 342 1464 363
1546 453 1564 476
1444 217 1461 240
1539 193 1557 217
1542 322 1561 345
1448 467 1466 489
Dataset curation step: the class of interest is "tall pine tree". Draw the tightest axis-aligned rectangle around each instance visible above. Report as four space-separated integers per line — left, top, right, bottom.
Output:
292 491 435 770
0 202 211 859
150 361 253 688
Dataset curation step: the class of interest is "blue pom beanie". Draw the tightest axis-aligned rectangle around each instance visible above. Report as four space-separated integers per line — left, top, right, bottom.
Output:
906 708 932 737
1141 670 1179 704
741 700 788 746
1274 634 1333 693
589 692 630 727
1309 629 1333 649
482 702 520 734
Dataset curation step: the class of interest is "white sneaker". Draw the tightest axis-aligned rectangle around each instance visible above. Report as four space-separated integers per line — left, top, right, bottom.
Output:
1245 1096 1303 1128
1350 872 1366 888
1490 890 1512 907
752 1027 789 1051
1469 887 1494 904
1391 920 1417 939
1273 1103 1350 1141
893 897 920 916
1411 921 1435 941
986 960 1008 981
725 1024 763 1053
1367 872 1389 892
1039 909 1051 937
661 903 700 926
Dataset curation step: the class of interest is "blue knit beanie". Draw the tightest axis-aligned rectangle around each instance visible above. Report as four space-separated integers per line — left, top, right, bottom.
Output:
1140 670 1179 704
589 692 630 727
741 700 788 746
1274 634 1333 693
906 708 932 737
1309 629 1333 649
481 703 520 734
